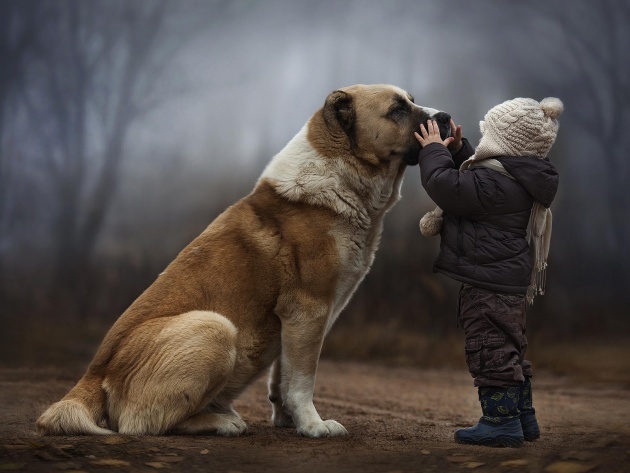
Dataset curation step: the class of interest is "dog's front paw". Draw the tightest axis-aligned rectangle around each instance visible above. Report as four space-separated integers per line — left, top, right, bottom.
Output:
297 419 348 438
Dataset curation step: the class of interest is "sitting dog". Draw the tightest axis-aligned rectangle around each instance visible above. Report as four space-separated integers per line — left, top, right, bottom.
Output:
37 84 450 438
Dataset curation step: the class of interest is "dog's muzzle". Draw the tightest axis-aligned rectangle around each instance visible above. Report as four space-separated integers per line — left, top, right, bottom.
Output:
404 110 452 166
432 111 452 140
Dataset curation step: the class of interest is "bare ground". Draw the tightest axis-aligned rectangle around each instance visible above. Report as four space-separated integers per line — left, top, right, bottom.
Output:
1 361 629 473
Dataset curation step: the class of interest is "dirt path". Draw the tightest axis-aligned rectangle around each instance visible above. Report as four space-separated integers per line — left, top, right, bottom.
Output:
1 361 629 472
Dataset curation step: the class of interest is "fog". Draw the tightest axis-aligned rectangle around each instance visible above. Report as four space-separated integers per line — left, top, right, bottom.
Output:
1 0 629 364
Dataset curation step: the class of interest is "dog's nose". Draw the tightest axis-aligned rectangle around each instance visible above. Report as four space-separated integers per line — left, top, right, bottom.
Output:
433 112 451 124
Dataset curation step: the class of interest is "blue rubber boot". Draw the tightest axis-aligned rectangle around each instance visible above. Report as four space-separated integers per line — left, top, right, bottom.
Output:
519 377 540 441
455 386 524 448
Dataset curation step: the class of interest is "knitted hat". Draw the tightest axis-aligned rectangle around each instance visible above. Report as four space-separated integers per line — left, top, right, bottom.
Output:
475 97 563 159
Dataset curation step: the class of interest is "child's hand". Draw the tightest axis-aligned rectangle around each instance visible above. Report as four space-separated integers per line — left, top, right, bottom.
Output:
414 120 455 149
447 118 463 152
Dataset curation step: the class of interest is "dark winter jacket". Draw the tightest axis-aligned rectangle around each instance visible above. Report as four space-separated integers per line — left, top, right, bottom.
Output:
418 138 559 294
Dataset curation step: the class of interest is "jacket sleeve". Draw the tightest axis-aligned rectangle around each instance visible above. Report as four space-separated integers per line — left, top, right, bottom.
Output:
418 142 484 217
450 137 474 168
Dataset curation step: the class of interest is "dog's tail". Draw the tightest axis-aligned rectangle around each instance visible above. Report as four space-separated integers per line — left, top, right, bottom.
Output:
37 374 114 435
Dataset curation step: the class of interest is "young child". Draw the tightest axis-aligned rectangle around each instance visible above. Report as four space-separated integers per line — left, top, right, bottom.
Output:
414 97 562 447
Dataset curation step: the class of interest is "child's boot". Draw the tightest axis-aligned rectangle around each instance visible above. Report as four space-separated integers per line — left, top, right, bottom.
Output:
455 386 524 447
519 377 540 441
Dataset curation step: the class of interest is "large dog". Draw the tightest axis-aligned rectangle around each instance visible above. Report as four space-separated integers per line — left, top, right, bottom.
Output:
37 84 451 438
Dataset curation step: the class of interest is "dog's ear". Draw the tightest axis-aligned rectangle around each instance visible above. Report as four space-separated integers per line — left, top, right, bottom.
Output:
323 90 355 138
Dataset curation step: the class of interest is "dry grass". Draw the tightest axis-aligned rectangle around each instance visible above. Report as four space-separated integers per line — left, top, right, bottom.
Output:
4 317 630 387
322 322 630 386
531 339 630 385
322 322 465 368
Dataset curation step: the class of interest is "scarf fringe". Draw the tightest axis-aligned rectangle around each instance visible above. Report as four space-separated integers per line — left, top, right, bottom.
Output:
527 202 552 305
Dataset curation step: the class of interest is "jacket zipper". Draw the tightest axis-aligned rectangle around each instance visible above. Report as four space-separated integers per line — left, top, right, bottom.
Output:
457 217 464 256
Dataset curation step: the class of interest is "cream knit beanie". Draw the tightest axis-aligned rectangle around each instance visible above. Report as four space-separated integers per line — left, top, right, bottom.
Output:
475 97 563 159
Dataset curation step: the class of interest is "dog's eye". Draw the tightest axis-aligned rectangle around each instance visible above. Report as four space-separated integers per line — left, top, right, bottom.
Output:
388 105 408 119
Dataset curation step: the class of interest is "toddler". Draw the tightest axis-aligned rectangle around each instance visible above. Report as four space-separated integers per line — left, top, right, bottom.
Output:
414 97 562 447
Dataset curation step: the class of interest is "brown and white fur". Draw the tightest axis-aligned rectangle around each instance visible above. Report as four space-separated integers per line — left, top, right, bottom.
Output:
37 84 445 438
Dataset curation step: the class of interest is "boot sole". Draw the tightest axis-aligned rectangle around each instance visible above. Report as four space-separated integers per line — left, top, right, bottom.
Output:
455 434 524 448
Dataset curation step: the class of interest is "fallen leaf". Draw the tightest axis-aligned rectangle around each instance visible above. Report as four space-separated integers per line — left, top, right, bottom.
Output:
501 459 529 467
89 459 131 467
53 462 82 470
544 461 595 473
35 451 62 462
1 445 31 451
153 456 183 463
447 455 476 463
561 451 596 462
145 462 169 469
102 436 132 445
126 448 147 455
0 465 26 471
463 462 485 469
199 449 209 455
52 445 74 450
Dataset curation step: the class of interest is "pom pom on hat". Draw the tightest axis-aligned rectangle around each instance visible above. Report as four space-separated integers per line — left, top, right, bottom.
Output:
540 97 564 120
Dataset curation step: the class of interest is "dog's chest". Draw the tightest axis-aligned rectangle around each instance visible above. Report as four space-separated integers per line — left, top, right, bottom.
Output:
323 219 385 333
333 224 377 273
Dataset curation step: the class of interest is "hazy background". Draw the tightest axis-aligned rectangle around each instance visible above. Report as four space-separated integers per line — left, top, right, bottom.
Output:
1 0 629 377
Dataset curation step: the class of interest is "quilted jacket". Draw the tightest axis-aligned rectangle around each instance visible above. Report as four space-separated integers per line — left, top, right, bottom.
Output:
418 139 559 294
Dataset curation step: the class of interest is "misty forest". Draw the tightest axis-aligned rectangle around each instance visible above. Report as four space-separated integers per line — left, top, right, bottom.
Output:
1 2 630 471
1 0 629 368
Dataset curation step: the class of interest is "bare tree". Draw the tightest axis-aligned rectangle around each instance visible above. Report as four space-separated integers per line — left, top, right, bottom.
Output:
0 1 48 279
533 1 630 288
12 0 216 307
546 0 629 253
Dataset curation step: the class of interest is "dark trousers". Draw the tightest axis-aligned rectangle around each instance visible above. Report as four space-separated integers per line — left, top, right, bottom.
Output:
458 283 532 388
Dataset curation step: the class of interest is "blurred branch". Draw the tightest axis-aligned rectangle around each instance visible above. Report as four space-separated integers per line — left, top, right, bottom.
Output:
0 1 49 260
0 1 194 304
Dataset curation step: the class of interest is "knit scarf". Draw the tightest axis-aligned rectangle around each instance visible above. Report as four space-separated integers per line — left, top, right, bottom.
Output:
419 155 552 304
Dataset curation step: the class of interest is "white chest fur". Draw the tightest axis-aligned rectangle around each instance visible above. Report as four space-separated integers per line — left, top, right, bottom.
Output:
260 124 405 333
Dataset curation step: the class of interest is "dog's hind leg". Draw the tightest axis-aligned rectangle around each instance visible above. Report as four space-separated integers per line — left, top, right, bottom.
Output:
171 397 247 435
170 409 246 436
105 310 238 435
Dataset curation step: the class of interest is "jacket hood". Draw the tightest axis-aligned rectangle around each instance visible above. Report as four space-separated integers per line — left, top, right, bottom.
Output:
496 156 559 208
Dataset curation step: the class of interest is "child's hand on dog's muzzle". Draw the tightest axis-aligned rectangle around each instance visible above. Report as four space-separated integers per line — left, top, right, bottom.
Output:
414 119 455 149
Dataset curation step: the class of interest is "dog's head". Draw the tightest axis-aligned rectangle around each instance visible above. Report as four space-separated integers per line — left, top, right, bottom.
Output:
319 84 451 167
